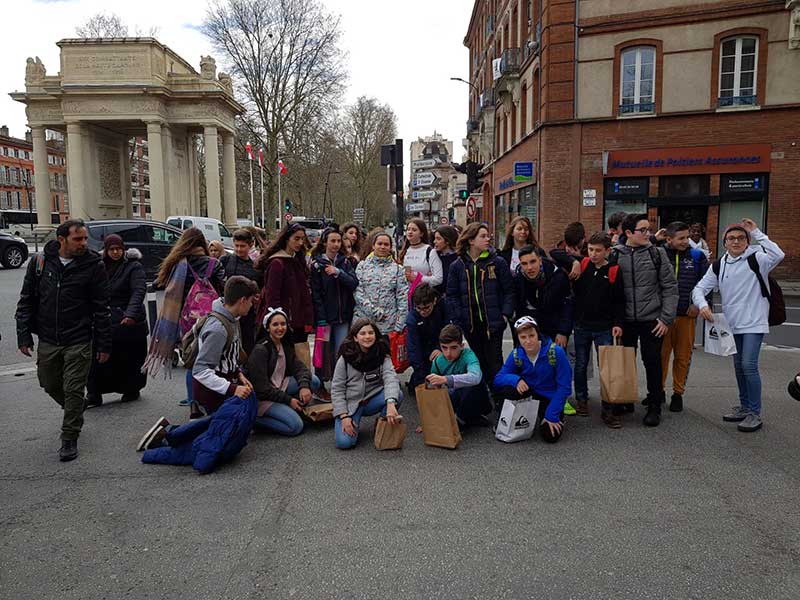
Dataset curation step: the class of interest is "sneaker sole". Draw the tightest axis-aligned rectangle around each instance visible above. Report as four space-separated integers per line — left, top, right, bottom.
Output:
59 453 78 462
737 423 763 433
137 417 169 451
722 415 747 422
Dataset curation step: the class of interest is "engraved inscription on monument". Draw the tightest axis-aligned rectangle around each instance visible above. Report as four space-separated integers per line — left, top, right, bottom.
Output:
63 51 149 81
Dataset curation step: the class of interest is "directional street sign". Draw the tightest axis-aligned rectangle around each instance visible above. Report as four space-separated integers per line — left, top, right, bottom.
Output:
411 190 438 200
405 202 430 213
411 158 440 170
412 172 438 188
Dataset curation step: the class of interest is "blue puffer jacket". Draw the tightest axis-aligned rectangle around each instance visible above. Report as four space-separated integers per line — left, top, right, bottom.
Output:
663 246 708 315
310 252 359 325
142 392 257 474
493 338 573 423
446 250 514 336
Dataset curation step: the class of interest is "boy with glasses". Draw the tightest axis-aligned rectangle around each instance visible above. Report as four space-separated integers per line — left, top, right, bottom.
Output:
611 213 679 427
406 283 447 394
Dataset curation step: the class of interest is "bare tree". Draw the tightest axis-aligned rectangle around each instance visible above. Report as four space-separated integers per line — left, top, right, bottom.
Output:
338 97 397 225
75 12 159 38
203 0 348 224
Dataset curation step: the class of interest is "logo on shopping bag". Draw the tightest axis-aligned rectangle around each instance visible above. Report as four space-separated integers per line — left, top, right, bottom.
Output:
500 417 509 427
708 326 730 341
514 416 530 430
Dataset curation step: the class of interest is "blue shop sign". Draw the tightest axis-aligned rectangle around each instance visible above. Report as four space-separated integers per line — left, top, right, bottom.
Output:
514 161 534 182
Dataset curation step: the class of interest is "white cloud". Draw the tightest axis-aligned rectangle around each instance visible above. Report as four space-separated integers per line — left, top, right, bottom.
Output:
1 0 471 177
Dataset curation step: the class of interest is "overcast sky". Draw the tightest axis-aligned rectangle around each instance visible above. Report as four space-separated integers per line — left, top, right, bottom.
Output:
1 0 471 177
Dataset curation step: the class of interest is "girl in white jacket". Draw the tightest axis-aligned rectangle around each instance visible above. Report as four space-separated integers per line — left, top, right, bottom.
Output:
692 219 784 432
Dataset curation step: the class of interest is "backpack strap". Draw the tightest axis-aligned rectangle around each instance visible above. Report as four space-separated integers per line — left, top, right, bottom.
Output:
513 347 523 368
204 257 217 278
608 265 619 284
205 311 236 357
746 253 770 300
580 257 590 273
35 253 45 278
425 246 432 264
547 342 557 368
647 245 662 273
712 259 721 277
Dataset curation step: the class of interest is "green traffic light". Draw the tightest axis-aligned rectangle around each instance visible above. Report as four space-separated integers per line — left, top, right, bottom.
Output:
459 190 469 200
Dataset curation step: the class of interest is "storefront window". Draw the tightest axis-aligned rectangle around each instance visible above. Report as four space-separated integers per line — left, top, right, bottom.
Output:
717 173 768 253
604 177 649 229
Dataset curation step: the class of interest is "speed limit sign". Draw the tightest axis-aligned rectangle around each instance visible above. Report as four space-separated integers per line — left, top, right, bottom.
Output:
466 197 477 218
284 212 293 221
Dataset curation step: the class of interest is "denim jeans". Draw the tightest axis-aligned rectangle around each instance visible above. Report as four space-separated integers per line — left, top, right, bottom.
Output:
733 333 764 415
334 389 404 449
254 375 321 436
573 326 613 401
331 322 349 357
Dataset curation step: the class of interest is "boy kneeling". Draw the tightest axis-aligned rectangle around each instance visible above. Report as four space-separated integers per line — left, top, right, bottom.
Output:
425 324 492 429
492 317 572 443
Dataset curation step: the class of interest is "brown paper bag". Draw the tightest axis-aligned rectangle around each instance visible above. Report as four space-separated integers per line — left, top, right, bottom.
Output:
303 401 334 422
415 384 462 449
374 417 407 450
598 339 639 404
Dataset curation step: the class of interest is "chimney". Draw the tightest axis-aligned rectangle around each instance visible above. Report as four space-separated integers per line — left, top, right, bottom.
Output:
0 125 8 137
25 130 32 143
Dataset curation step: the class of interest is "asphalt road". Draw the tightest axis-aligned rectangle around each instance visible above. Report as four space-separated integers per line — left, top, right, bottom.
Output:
1 262 800 599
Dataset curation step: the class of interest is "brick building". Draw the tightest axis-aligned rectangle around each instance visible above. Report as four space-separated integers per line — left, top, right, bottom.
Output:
463 0 800 276
0 125 68 234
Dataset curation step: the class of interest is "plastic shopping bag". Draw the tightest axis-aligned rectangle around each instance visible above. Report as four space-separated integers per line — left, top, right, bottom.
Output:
704 314 737 357
494 398 540 443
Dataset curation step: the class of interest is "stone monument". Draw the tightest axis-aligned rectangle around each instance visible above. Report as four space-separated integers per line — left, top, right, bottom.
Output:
10 38 245 228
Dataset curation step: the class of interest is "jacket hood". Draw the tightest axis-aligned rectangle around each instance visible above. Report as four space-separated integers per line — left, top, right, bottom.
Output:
271 250 294 260
44 239 101 264
614 242 653 255
211 297 237 322
462 249 495 265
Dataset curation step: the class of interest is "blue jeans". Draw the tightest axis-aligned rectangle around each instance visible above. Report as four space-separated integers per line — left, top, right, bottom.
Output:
733 333 764 415
334 389 404 449
573 326 613 400
331 322 349 357
254 375 321 436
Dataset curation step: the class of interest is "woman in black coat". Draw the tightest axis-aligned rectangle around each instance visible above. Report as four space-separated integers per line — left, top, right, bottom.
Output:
86 234 148 406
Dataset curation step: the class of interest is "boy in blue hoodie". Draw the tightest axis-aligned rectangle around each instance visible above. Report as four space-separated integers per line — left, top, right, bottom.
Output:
426 324 492 428
492 316 573 443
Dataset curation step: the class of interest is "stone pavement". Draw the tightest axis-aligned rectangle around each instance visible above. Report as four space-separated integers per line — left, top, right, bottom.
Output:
1 344 799 600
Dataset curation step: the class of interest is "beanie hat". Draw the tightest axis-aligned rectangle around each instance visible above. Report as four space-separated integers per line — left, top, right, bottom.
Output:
104 233 124 251
722 224 750 244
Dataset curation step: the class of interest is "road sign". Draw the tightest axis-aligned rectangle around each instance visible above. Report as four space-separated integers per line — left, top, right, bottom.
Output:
412 172 437 188
405 202 430 213
466 197 477 218
440 216 448 225
411 158 439 170
284 212 293 221
412 190 438 200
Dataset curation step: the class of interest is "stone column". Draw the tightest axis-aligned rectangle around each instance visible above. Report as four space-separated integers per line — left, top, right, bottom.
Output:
66 122 87 220
30 126 52 228
146 121 167 223
187 134 199 215
121 138 133 219
222 132 237 227
204 126 222 221
162 125 174 217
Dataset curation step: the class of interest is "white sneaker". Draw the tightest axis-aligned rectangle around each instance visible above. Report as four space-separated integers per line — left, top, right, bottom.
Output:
136 417 170 451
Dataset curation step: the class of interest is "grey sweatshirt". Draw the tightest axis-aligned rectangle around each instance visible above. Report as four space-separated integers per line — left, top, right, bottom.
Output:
192 298 241 395
331 355 400 418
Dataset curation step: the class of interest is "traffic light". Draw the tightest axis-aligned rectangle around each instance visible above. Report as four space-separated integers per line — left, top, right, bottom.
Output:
284 198 292 211
454 161 485 193
458 189 469 201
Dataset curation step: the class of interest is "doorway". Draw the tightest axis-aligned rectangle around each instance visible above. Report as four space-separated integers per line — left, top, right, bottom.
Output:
658 206 708 229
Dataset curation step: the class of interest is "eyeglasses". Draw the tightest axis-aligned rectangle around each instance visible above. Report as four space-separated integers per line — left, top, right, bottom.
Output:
725 235 748 243
634 227 652 234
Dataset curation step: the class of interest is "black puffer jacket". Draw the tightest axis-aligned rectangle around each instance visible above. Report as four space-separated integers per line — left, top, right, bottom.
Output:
16 240 112 352
106 248 148 327
220 253 261 288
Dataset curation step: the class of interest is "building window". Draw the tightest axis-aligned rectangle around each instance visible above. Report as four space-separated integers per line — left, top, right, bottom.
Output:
718 37 758 107
620 46 655 115
521 83 527 136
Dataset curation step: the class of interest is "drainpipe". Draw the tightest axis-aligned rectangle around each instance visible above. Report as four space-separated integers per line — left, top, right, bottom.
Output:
574 0 579 119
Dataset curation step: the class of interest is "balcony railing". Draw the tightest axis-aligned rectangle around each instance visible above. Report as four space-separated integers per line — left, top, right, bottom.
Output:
500 48 520 76
717 95 757 108
619 102 655 115
467 119 480 134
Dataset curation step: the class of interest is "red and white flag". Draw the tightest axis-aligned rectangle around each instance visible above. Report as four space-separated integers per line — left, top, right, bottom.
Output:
245 142 253 161
258 148 263 167
278 159 288 175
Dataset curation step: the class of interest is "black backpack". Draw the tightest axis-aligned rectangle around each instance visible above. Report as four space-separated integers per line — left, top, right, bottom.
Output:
712 254 786 327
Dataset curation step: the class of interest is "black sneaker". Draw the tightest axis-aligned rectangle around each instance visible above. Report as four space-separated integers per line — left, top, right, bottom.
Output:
59 439 78 462
85 393 103 408
121 392 140 402
643 405 661 427
669 393 683 413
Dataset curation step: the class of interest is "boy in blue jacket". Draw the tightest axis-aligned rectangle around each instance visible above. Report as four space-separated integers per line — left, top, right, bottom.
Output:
406 284 447 395
492 316 573 443
426 324 492 428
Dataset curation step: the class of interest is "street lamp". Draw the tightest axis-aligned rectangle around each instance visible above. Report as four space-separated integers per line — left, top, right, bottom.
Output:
450 77 479 93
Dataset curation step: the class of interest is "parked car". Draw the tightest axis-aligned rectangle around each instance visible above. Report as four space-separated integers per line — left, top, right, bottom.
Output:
42 219 183 282
167 215 234 249
0 231 29 269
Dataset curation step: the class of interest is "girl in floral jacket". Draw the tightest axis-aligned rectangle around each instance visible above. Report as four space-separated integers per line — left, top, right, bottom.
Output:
354 232 409 337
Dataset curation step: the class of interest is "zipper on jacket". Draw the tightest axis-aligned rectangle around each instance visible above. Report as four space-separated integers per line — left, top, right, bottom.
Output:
630 251 637 320
465 263 474 333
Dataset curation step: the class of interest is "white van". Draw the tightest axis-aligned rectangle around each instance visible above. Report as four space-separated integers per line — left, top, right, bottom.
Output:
167 216 234 248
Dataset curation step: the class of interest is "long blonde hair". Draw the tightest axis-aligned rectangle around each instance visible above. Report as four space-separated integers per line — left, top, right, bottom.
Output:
155 227 208 287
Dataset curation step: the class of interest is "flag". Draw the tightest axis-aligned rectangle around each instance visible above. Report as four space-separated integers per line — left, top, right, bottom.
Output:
245 142 253 161
258 148 263 167
278 159 287 175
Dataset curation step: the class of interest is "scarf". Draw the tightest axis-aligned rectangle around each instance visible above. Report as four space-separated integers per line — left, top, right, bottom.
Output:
340 340 388 372
103 234 125 277
141 259 188 378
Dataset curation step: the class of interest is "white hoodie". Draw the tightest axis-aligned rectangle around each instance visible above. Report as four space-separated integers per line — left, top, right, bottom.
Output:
691 229 784 334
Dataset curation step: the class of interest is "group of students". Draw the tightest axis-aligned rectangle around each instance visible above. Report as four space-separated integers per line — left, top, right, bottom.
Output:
17 209 785 462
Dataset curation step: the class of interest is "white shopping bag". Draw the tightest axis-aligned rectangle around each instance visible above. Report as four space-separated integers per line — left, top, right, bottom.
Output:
704 313 737 357
494 398 540 443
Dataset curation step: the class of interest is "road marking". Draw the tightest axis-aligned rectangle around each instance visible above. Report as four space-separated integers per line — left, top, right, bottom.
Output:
0 363 37 377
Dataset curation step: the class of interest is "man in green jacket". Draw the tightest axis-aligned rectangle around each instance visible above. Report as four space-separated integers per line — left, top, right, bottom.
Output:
426 324 491 428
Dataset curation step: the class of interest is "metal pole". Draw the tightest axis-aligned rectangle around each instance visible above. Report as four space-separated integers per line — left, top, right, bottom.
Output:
249 156 255 226
277 152 283 226
259 157 265 228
